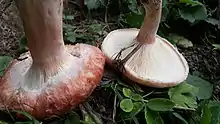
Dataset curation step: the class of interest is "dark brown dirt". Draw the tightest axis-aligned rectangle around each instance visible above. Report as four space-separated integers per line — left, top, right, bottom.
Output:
0 0 23 57
178 45 220 83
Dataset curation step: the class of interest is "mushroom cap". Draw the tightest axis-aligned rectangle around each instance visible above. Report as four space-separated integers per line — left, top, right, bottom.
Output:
101 29 189 88
0 44 105 120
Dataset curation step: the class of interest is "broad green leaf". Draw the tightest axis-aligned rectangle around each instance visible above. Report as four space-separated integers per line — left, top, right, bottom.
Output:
178 5 207 23
200 104 211 124
122 88 132 98
88 24 103 34
19 36 28 52
145 107 164 124
131 102 144 116
84 114 96 124
146 98 175 111
186 74 213 100
213 44 220 51
208 101 220 124
205 18 220 27
84 0 102 10
65 111 81 124
66 35 76 43
120 99 134 112
122 88 142 101
127 0 140 14
168 33 193 48
162 0 168 7
63 15 74 20
168 82 198 109
63 24 76 31
131 93 143 101
0 56 13 76
125 12 144 28
179 0 203 6
173 112 188 124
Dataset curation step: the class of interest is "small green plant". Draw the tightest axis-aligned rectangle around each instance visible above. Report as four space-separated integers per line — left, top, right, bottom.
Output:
0 56 13 76
100 73 216 124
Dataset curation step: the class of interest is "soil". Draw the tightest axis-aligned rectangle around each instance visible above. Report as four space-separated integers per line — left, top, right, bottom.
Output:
0 0 24 57
0 1 220 123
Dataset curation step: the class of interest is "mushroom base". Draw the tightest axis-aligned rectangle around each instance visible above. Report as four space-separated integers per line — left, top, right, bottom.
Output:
0 44 105 120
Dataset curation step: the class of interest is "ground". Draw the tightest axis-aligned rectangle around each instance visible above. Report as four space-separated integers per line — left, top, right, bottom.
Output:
0 0 23 57
0 1 220 124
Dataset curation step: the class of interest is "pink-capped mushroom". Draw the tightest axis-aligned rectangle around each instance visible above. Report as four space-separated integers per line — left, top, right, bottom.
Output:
0 0 105 120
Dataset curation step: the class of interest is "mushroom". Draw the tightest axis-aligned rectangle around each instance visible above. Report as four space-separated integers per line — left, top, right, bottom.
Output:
101 0 189 88
0 0 105 120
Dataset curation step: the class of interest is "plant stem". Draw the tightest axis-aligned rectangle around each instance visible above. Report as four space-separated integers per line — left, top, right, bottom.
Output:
136 0 162 44
16 0 66 67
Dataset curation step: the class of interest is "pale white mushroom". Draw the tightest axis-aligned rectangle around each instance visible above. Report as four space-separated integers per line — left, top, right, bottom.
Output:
101 0 189 88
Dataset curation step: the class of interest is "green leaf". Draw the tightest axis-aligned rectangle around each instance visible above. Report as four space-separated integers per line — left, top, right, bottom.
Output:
122 88 142 101
168 33 193 48
18 36 28 52
66 35 76 43
213 44 220 51
179 0 203 6
125 12 144 28
84 0 102 10
122 88 132 98
208 101 220 124
145 107 164 124
205 18 220 27
146 98 175 111
178 5 207 23
0 56 13 76
186 74 213 100
65 111 81 124
127 0 140 14
131 93 143 101
88 24 103 34
131 102 144 116
162 0 168 7
173 112 188 124
81 105 103 124
200 104 211 124
63 24 76 31
63 15 74 20
120 99 134 112
168 82 198 109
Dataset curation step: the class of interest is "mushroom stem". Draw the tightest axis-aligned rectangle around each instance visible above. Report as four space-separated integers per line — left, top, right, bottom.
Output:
16 0 66 68
112 0 162 73
136 0 162 44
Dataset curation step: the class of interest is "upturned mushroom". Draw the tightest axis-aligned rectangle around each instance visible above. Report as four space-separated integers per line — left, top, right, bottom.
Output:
101 0 189 88
0 0 105 120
